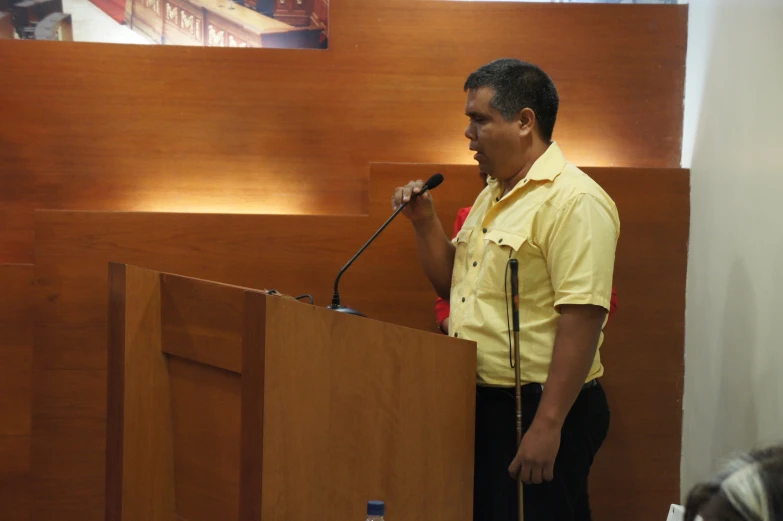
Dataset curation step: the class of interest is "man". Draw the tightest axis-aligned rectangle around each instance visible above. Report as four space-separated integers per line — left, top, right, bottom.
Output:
391 58 619 521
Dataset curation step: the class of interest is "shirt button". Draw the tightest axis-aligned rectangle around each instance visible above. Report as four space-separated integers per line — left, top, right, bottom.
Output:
472 261 477 267
454 332 458 338
495 197 500 202
461 297 466 302
498 238 503 244
483 228 487 233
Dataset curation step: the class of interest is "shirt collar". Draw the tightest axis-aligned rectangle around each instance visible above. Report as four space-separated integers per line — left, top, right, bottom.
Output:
486 141 568 197
526 141 567 182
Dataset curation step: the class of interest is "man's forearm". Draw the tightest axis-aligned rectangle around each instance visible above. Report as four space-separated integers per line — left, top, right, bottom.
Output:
534 304 606 429
413 216 455 299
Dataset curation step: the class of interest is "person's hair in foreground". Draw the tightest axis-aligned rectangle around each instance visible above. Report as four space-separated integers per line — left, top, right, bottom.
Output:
684 443 783 521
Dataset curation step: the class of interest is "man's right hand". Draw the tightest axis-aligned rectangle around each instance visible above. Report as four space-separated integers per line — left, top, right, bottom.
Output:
392 180 436 225
391 179 454 300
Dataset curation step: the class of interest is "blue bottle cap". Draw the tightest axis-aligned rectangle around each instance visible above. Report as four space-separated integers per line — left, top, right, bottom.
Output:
367 500 385 516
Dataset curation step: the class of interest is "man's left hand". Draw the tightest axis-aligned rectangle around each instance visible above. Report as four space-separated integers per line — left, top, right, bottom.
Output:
508 419 561 484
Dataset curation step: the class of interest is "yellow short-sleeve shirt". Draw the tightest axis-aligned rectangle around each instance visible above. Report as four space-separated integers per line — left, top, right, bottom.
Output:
449 142 620 387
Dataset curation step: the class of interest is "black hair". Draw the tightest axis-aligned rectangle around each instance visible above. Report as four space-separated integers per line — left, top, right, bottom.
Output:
464 58 559 141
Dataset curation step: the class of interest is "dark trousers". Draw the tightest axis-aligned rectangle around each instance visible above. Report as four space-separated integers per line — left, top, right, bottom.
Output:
473 382 610 521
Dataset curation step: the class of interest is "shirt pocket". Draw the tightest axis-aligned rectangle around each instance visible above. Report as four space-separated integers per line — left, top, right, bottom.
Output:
451 227 473 287
477 229 527 295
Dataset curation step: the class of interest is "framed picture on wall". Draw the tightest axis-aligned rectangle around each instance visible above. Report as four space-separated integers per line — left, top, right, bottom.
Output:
0 0 328 48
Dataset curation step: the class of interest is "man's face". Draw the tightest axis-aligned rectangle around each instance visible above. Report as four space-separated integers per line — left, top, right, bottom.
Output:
464 87 527 181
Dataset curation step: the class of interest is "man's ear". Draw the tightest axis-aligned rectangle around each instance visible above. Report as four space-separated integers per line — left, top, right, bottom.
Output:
518 108 536 138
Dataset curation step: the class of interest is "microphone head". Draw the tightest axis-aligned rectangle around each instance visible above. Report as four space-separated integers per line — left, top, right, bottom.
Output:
423 173 444 191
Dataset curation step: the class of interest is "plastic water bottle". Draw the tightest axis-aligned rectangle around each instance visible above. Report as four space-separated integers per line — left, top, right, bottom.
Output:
366 500 385 520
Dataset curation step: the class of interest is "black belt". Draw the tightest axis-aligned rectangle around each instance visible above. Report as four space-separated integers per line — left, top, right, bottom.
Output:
520 378 599 397
478 379 599 399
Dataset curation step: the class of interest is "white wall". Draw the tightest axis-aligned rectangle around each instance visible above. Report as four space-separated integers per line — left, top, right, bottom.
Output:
681 0 783 498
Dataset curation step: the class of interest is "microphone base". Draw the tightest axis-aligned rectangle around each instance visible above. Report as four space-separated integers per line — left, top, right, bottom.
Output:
326 304 366 318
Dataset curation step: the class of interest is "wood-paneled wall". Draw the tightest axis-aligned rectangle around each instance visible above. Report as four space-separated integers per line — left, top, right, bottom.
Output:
0 1 687 263
31 164 688 521
0 264 34 521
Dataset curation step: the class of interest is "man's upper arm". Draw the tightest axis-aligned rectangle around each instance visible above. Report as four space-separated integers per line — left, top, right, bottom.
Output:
542 193 619 312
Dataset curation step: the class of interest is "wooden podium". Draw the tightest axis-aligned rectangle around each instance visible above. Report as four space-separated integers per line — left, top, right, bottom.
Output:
105 263 477 521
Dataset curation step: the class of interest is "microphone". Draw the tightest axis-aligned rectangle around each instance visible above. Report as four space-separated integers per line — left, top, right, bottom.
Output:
327 173 445 317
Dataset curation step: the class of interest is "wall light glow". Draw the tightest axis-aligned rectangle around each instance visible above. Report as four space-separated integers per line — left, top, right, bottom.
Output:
120 176 340 216
126 193 317 215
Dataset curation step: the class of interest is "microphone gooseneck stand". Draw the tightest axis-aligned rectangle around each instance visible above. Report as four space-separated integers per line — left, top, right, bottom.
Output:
327 173 444 317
